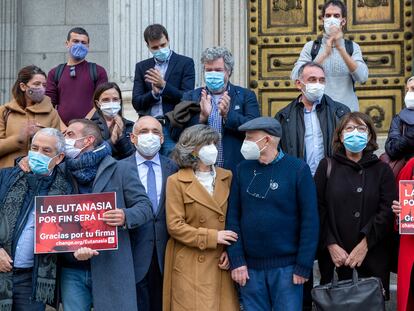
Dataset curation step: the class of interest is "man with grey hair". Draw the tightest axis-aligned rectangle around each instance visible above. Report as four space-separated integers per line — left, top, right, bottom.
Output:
226 117 319 311
0 128 72 311
132 24 196 156
275 61 350 176
181 46 260 173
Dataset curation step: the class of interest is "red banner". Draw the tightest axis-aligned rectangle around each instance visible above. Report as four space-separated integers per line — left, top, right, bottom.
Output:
35 192 118 253
399 180 414 234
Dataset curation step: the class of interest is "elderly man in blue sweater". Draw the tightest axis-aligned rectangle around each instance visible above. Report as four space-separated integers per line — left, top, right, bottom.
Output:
226 117 319 311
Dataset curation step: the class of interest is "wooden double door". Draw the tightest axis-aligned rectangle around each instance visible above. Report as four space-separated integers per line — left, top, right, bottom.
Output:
248 0 414 132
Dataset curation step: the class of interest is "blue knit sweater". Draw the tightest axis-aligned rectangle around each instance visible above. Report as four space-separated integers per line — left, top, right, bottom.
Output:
226 152 319 278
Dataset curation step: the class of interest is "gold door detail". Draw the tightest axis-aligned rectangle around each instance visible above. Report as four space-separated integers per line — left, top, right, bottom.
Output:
248 0 414 133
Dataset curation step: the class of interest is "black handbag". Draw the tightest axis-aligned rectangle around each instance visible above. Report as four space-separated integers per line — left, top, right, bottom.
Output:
311 268 385 311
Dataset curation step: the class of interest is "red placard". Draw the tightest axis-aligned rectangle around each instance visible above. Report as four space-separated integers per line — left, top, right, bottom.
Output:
399 180 414 234
35 192 118 253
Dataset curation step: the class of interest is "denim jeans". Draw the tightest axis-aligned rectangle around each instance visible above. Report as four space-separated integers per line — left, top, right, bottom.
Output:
239 265 303 311
12 271 45 311
159 125 176 157
60 267 93 311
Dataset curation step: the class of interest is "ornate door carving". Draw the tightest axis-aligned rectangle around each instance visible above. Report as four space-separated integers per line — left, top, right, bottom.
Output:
248 0 414 132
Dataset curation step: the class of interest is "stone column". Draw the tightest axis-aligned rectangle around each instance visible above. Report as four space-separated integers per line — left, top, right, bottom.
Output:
109 0 204 119
202 0 248 87
0 0 19 104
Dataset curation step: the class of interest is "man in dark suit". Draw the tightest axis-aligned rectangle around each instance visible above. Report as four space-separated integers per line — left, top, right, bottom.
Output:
180 46 260 173
126 116 178 311
132 24 195 156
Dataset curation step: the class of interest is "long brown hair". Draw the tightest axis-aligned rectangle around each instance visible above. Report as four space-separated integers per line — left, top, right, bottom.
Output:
11 65 46 108
332 112 378 153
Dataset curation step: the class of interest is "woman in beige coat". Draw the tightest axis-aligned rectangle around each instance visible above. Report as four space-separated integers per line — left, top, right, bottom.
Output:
0 65 61 168
163 124 240 311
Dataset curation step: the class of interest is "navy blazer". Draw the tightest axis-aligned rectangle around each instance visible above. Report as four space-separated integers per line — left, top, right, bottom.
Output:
181 83 260 173
123 152 178 283
132 52 195 116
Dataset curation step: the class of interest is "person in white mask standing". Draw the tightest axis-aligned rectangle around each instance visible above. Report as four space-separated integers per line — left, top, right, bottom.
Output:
226 117 319 311
276 62 350 176
124 115 178 311
291 0 368 112
384 76 414 161
90 82 135 160
163 124 240 311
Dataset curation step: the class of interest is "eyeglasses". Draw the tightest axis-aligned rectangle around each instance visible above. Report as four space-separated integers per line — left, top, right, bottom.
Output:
343 125 368 133
70 66 76 78
246 169 278 199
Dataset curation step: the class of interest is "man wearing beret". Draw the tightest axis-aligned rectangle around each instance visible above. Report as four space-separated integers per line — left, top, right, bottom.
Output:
225 117 319 311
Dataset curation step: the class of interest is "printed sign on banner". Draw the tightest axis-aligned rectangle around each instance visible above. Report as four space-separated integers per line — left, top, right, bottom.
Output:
35 192 118 254
399 180 414 234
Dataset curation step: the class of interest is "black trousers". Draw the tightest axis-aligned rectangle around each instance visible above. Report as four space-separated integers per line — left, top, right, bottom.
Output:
136 251 163 311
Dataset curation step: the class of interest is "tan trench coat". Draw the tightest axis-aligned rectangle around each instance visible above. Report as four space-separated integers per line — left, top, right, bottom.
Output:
0 97 61 168
163 167 239 311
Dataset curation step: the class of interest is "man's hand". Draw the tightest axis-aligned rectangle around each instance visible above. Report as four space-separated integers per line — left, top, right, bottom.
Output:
327 243 349 267
392 200 401 215
231 265 249 286
145 68 166 88
102 208 126 227
218 251 230 270
218 91 230 119
74 247 99 261
0 248 13 272
18 156 31 173
199 89 212 123
293 274 308 285
345 237 368 268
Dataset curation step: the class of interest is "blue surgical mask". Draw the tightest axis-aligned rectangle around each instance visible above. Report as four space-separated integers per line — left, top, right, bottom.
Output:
204 71 225 92
343 130 368 153
28 151 56 175
152 47 170 62
69 43 89 60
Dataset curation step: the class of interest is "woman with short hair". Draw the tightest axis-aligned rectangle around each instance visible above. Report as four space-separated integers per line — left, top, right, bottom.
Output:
163 124 239 311
315 112 396 298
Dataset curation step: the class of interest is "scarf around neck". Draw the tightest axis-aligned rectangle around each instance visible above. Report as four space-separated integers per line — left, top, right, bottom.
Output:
66 141 112 184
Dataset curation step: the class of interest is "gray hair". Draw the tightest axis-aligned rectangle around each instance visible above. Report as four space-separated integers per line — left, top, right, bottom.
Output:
297 61 325 80
201 46 234 76
408 76 414 84
32 128 65 154
171 124 220 169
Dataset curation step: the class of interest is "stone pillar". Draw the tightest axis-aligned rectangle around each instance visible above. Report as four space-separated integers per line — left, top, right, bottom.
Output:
109 0 204 119
202 0 248 87
0 0 19 104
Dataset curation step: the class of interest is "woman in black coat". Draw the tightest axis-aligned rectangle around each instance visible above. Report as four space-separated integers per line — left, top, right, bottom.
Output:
384 76 414 160
314 112 396 298
91 82 135 160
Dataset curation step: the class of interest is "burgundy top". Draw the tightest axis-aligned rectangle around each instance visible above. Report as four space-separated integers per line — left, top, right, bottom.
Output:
46 60 108 125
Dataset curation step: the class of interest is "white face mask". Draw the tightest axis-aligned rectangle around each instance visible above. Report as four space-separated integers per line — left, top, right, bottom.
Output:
303 82 325 103
136 133 161 157
100 101 121 117
65 137 85 159
405 92 414 109
324 17 341 35
240 137 266 160
198 144 218 166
